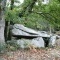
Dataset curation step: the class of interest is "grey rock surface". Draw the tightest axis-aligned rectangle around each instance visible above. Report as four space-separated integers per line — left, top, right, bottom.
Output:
13 24 39 35
12 28 30 36
49 35 56 46
17 37 44 48
12 24 50 37
11 24 57 47
31 37 44 47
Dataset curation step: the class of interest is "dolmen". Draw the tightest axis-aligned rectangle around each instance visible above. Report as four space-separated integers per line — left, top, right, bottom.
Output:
11 24 56 48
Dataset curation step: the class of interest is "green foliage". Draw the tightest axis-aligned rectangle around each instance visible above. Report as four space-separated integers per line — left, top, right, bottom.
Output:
6 40 20 51
48 0 60 29
36 0 60 30
18 13 49 30
5 7 49 30
5 0 60 30
5 8 20 23
0 43 6 53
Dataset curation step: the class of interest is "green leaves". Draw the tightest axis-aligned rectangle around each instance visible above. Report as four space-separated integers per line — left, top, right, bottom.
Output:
5 0 60 30
5 8 20 23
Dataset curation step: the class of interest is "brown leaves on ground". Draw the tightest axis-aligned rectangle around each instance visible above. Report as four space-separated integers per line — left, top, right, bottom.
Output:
0 48 60 60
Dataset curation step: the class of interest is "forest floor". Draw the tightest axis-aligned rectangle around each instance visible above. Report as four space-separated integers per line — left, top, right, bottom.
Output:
0 32 60 60
0 48 60 60
0 43 60 60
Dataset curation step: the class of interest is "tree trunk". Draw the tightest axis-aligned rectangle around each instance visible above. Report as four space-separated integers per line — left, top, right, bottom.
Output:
0 0 6 44
0 17 5 44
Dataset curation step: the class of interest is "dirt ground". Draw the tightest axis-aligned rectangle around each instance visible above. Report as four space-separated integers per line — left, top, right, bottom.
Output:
0 47 60 60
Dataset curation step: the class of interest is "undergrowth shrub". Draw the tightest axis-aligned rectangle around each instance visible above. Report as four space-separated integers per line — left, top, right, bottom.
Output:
6 40 20 51
0 43 6 53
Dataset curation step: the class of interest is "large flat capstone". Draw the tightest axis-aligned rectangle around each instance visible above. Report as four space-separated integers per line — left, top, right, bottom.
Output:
12 24 50 38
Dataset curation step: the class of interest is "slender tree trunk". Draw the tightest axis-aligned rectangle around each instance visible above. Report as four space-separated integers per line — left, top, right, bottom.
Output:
5 0 14 41
10 0 14 10
8 0 14 40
